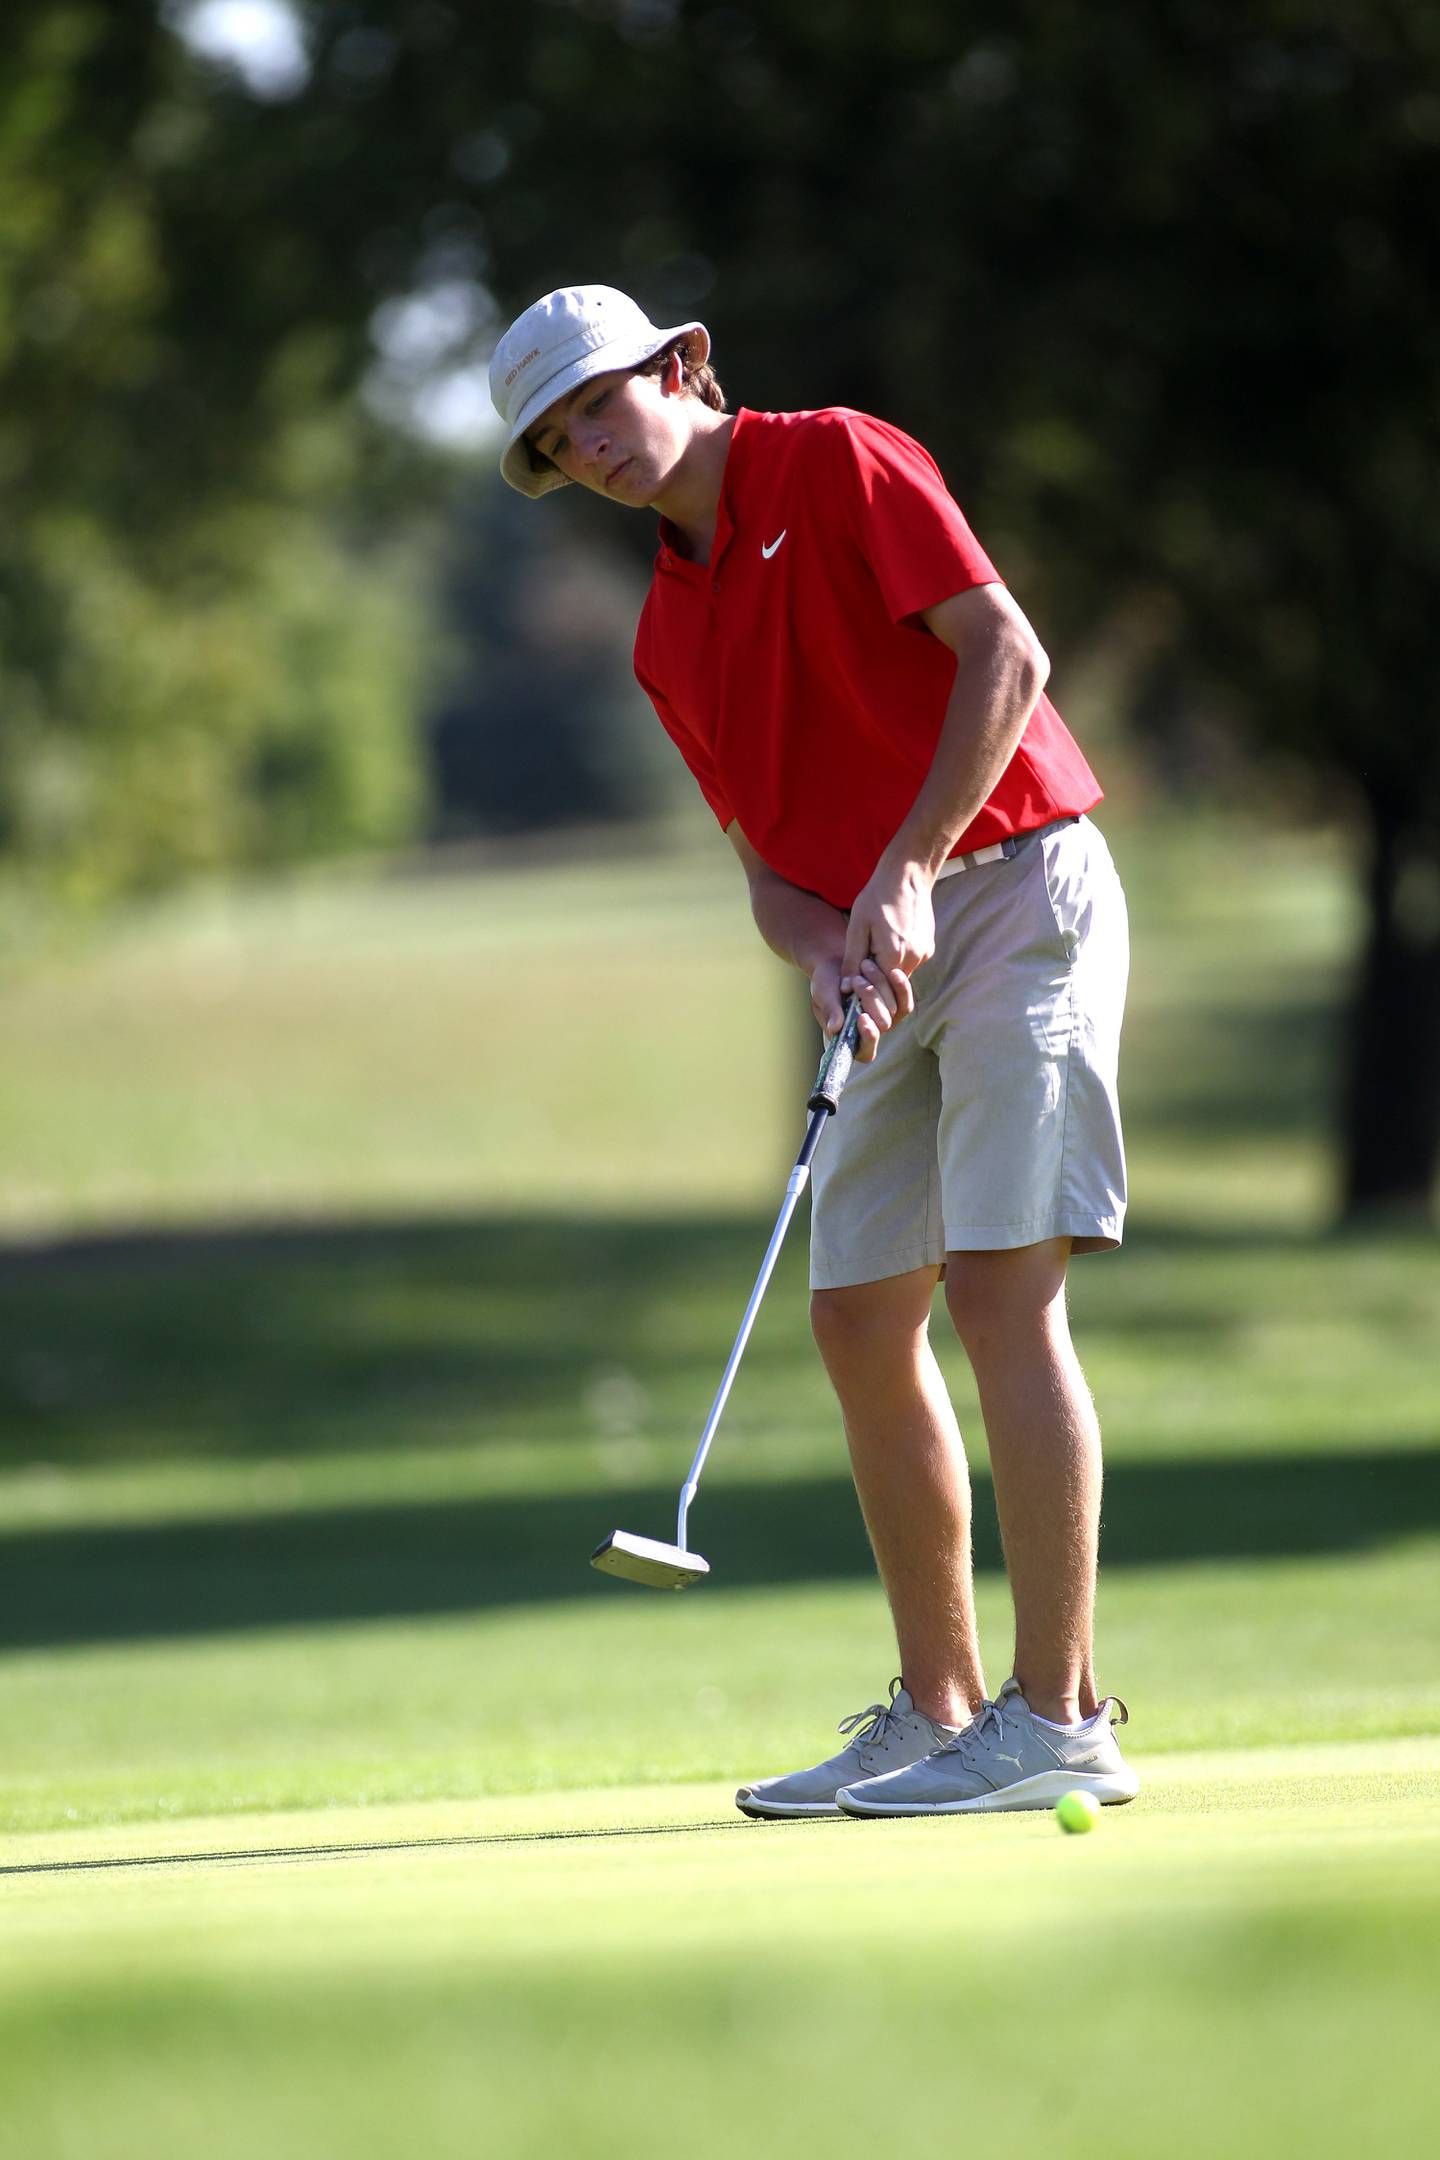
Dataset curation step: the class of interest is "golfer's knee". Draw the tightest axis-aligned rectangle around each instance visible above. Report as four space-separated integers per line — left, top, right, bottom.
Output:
944 1242 1070 1359
810 1275 933 1376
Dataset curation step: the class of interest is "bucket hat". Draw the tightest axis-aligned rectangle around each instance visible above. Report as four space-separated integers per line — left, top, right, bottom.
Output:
489 284 709 497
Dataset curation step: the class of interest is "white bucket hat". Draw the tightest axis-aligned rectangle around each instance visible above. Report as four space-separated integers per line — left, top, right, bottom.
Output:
488 284 710 498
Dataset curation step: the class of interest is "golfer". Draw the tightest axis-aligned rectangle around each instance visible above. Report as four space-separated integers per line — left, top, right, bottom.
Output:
488 286 1138 1817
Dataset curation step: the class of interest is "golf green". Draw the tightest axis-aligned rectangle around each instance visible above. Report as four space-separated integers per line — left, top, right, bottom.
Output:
1 1739 1434 2159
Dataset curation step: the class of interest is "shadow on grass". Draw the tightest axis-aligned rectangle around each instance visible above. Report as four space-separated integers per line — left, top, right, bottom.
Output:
1 1446 1437 1651
1 1207 1419 1471
0 1213 812 1463
1 1207 1437 1649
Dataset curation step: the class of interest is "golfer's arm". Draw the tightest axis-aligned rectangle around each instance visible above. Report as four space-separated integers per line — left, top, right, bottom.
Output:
725 825 846 975
882 583 1050 878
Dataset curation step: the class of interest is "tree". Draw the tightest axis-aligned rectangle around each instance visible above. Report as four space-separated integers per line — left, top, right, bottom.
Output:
0 4 432 905
3 1 1435 1211
483 1 1440 1216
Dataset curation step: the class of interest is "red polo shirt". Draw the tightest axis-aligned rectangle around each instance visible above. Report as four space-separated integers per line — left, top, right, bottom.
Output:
633 406 1102 911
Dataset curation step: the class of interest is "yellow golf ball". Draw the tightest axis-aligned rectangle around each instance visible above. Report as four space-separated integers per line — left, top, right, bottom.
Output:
1055 1789 1101 1835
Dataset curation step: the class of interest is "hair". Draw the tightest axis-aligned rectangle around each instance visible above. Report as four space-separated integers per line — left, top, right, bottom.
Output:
524 334 727 478
633 334 728 413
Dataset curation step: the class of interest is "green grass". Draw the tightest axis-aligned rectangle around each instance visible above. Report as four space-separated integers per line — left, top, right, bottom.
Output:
0 825 790 1232
0 1559 1437 1836
0 1746 1436 2159
0 810 1436 2157
0 812 1360 1235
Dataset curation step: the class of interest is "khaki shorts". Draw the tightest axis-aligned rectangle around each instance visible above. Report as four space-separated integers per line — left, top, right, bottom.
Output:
809 815 1129 1289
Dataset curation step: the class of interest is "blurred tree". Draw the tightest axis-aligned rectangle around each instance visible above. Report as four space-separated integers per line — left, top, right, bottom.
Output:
0 510 427 901
424 488 668 840
466 0 1437 1219
0 3 431 904
1 1 1434 1212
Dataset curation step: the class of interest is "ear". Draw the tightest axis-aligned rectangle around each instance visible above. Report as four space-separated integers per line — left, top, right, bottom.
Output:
662 347 686 395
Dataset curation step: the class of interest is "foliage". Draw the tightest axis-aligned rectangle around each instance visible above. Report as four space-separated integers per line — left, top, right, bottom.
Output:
0 4 433 905
1 1 1434 1196
0 508 427 902
423 489 671 839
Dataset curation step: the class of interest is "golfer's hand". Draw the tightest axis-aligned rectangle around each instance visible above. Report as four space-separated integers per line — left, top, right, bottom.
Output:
840 861 934 1027
809 952 907 1066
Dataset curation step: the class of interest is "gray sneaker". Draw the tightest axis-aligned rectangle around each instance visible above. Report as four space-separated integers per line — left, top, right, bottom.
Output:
736 1679 962 1820
836 1676 1139 1817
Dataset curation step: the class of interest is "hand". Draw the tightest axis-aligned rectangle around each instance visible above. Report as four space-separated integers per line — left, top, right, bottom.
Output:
808 949 910 1066
839 859 935 1037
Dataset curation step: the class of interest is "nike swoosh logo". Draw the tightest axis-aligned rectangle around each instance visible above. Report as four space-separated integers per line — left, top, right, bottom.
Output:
761 530 787 559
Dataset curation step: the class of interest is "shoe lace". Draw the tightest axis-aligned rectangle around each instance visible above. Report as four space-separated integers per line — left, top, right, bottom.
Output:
938 1694 1007 1759
836 1676 905 1750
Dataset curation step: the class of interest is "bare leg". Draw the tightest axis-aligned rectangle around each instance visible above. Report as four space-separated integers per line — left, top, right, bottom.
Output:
810 1268 987 1728
944 1239 1101 1725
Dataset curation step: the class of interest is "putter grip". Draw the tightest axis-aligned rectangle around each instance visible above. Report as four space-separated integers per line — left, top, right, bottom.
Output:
808 996 863 1114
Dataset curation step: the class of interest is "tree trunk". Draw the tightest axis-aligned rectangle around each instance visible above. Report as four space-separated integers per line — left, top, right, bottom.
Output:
1340 790 1440 1222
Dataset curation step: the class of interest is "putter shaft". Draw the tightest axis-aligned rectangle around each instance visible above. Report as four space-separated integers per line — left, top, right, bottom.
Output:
591 998 862 1590
675 1107 830 1551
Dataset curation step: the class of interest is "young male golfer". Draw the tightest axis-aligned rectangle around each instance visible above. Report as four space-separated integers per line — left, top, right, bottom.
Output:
489 285 1138 1817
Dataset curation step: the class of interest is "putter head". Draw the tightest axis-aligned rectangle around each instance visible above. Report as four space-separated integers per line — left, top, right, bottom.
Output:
590 1530 711 1591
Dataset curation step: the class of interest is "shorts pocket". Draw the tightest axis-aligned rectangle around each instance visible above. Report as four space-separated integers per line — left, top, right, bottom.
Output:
1036 829 1084 964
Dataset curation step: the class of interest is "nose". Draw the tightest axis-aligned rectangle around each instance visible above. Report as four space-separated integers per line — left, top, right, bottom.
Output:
572 414 611 470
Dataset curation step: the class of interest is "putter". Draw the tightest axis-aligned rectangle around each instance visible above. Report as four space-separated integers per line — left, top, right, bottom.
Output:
591 995 864 1590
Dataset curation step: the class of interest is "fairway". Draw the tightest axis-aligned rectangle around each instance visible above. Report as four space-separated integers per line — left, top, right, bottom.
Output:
1 818 1436 2156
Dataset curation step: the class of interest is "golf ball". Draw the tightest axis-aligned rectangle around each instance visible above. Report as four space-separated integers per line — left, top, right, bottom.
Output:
1055 1788 1101 1835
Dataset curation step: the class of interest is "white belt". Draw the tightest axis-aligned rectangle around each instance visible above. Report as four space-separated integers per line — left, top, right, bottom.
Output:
934 816 1077 881
935 837 1018 881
